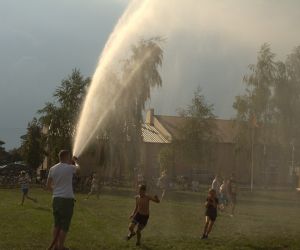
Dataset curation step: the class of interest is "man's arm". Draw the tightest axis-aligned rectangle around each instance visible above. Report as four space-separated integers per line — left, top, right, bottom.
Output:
72 156 80 174
149 195 160 203
46 176 53 191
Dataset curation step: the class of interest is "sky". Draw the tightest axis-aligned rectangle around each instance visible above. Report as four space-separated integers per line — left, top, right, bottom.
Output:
1 0 300 150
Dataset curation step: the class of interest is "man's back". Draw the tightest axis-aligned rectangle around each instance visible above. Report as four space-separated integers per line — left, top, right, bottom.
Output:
49 163 76 198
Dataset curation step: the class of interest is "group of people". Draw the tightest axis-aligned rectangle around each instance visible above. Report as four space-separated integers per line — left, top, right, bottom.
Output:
202 174 237 239
17 150 239 249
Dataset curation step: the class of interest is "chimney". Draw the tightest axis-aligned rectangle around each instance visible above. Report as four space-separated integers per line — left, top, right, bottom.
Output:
146 109 154 125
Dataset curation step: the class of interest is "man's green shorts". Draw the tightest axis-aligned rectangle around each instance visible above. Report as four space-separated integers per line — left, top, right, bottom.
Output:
53 197 74 232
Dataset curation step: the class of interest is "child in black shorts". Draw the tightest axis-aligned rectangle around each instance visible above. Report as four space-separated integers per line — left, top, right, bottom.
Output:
201 189 218 239
127 184 160 246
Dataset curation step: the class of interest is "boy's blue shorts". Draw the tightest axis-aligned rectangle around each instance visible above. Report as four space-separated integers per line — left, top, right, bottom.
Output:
22 188 29 195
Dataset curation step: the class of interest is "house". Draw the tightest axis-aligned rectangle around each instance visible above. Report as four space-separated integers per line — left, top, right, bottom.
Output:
140 109 239 182
40 109 291 186
141 109 290 186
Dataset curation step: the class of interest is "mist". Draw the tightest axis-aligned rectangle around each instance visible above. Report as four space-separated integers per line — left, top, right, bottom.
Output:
73 0 300 156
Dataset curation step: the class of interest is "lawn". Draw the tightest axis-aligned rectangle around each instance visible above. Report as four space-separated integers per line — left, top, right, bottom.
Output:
0 187 300 250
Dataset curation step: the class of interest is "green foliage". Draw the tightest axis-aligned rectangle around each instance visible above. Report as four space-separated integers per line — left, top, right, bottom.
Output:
233 43 300 176
38 69 90 164
176 87 217 165
233 43 277 154
274 47 300 146
0 140 8 164
20 118 45 169
102 38 164 178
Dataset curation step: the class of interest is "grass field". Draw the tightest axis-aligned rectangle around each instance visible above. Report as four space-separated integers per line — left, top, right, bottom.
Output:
0 187 300 250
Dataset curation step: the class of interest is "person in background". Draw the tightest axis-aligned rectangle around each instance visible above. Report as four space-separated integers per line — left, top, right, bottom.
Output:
211 175 221 197
157 170 168 200
85 173 100 199
201 189 218 239
227 174 237 216
19 171 37 205
46 150 80 250
219 179 228 211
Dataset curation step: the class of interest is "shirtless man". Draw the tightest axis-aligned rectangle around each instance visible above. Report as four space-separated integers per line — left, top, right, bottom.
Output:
127 184 160 246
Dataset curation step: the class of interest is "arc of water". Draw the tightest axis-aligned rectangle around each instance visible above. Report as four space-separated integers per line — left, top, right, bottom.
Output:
73 0 151 157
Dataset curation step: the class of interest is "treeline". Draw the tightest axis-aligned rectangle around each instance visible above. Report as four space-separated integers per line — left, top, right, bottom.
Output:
234 44 300 164
19 38 164 175
15 41 300 178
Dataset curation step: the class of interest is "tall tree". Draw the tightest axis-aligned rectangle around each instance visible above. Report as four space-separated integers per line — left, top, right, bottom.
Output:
0 140 8 164
121 38 163 175
233 43 277 152
274 47 300 145
39 69 90 164
20 118 45 170
101 38 164 179
176 87 217 167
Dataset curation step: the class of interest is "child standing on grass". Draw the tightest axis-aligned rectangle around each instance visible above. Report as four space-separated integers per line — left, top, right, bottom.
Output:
19 171 37 205
201 189 218 239
127 184 160 246
219 180 228 211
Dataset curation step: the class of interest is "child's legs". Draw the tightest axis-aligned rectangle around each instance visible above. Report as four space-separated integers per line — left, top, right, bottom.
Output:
25 192 36 202
207 220 215 234
21 188 29 204
128 222 136 234
161 189 166 200
136 224 145 243
21 193 25 204
88 186 95 196
203 216 210 234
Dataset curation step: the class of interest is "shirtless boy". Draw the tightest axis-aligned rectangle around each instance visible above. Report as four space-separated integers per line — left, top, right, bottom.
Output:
127 184 160 246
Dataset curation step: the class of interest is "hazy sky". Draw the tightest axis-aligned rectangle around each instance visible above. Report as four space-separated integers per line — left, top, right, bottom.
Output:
1 0 300 150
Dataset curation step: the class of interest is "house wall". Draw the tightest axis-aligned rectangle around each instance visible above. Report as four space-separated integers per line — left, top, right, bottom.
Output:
141 142 167 178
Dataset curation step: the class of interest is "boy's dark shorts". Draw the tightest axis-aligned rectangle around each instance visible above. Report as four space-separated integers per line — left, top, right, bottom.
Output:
132 213 149 230
205 209 217 221
22 188 29 195
53 197 74 232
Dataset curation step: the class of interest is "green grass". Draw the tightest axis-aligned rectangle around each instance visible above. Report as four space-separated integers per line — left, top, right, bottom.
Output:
0 187 300 250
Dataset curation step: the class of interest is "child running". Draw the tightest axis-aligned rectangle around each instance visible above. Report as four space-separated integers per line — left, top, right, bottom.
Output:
85 173 100 200
201 189 218 239
19 171 37 205
127 184 160 246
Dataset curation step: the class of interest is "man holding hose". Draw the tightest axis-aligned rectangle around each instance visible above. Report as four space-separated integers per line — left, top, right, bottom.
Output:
46 150 80 250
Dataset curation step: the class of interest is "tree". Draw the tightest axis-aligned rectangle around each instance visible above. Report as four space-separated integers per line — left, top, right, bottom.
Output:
0 140 8 164
39 69 90 164
102 38 164 179
233 43 277 152
274 47 300 146
20 118 45 170
176 87 217 166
